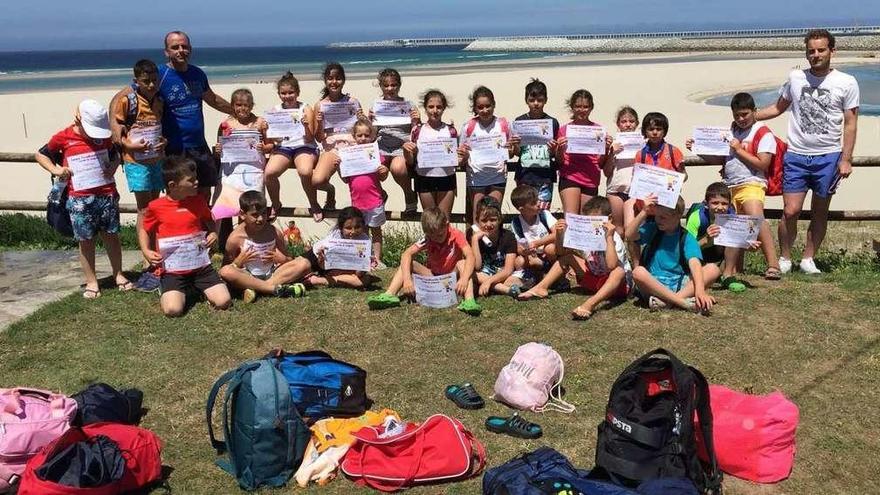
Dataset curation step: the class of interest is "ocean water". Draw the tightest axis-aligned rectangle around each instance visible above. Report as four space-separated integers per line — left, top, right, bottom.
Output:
0 45 552 94
705 63 880 116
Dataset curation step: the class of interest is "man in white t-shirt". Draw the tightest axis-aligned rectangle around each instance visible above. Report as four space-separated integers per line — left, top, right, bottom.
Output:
757 29 859 274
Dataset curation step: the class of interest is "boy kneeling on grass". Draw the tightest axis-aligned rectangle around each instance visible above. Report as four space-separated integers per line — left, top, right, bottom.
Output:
139 156 231 316
518 196 632 320
367 207 482 315
218 190 306 303
626 194 720 314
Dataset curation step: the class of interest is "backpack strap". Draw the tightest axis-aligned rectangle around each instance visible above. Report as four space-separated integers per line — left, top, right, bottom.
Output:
749 124 770 156
125 85 139 128
511 216 524 239
498 117 510 138
678 229 691 277
464 118 477 138
638 225 663 269
206 368 236 453
666 143 678 171
538 210 553 233
690 366 723 495
411 123 422 142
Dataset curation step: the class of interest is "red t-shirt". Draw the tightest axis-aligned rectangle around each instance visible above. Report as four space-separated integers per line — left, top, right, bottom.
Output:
143 195 213 240
45 126 117 197
416 225 468 275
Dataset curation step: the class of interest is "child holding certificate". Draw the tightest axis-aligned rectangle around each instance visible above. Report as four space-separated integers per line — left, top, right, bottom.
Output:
466 197 521 297
404 89 460 217
626 195 720 314
509 79 559 210
518 197 631 321
367 207 481 315
139 157 231 316
458 86 513 223
35 99 131 299
371 68 420 213
331 119 387 265
509 185 557 279
312 62 364 208
555 89 609 215
604 106 641 235
264 71 331 222
685 92 782 280
218 191 307 302
287 207 374 289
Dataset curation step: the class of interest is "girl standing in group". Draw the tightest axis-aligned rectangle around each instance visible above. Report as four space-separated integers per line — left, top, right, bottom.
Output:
555 89 608 214
264 71 332 222
605 106 641 235
458 85 513 223
371 68 420 213
403 89 460 218
311 62 364 212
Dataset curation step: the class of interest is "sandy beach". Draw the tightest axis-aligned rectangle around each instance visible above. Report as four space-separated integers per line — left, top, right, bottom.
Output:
1 53 878 239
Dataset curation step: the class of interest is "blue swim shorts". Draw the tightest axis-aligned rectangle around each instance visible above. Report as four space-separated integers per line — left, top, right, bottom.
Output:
65 194 120 242
782 151 842 198
123 161 164 193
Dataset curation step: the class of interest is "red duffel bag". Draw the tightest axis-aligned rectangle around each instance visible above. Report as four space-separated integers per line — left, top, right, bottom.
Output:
696 385 799 483
17 422 163 494
341 414 485 492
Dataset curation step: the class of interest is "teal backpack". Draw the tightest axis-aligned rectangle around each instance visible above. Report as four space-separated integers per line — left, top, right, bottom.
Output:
206 359 310 491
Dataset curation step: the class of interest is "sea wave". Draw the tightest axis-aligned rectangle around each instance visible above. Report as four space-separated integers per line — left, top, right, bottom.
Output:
349 58 421 65
456 53 510 59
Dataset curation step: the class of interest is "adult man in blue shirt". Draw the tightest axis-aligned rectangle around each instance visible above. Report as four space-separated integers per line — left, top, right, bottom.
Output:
158 31 233 197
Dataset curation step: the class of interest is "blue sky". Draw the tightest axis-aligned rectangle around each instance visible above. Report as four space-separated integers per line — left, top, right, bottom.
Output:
4 0 878 51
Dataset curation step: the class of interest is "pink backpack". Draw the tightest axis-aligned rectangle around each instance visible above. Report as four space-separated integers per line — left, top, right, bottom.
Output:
492 343 575 413
0 388 77 492
696 385 799 483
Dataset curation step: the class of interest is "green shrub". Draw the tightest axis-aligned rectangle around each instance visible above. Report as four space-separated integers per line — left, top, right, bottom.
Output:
0 213 138 250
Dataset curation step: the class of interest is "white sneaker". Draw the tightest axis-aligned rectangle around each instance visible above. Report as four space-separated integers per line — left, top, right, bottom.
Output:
799 258 822 275
778 257 792 274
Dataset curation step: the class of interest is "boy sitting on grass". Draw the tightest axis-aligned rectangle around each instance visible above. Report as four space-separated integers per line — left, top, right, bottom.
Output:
218 190 306 303
139 157 231 316
626 194 720 314
367 207 481 315
509 184 557 283
518 196 631 320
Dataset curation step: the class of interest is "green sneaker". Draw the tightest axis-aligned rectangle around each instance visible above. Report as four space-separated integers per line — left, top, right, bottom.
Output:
457 298 482 316
720 276 746 293
275 283 306 298
367 293 401 310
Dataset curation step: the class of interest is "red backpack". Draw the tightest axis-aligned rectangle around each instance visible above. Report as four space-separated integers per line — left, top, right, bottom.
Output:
17 423 162 495
749 125 787 196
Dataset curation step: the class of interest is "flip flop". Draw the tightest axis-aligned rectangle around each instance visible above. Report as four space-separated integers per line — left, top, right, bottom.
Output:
308 206 324 223
571 306 593 321
764 267 782 280
485 413 542 439
116 280 134 292
444 383 485 410
82 288 101 299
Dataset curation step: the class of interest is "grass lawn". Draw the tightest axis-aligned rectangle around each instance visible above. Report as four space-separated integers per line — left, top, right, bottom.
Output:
2 261 879 494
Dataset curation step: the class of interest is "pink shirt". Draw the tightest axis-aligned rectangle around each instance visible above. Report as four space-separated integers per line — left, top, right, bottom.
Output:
346 172 383 210
558 121 603 189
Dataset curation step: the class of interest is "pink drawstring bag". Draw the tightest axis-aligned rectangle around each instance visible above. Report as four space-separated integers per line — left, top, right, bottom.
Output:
492 343 575 413
696 385 799 483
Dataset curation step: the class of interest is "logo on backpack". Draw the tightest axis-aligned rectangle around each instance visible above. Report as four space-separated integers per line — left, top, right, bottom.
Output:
607 413 633 434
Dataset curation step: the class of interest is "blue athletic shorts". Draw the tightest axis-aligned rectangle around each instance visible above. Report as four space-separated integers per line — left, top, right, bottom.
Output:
123 161 164 193
782 151 842 198
66 194 120 241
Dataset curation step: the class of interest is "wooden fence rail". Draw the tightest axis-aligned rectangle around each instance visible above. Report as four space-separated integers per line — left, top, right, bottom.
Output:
3 152 880 222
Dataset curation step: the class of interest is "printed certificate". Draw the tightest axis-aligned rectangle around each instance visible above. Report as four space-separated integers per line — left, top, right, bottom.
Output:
372 100 412 126
693 126 732 156
615 131 644 160
628 164 686 209
511 119 553 146
321 101 359 132
128 123 162 161
714 214 762 248
158 232 211 272
323 238 371 272
414 272 459 309
67 149 113 190
220 134 262 163
566 125 606 155
338 142 381 178
416 137 458 169
242 239 276 277
467 134 508 164
264 108 305 141
563 213 608 252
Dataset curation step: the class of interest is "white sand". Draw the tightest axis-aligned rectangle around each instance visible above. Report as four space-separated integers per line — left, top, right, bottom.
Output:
1 54 878 239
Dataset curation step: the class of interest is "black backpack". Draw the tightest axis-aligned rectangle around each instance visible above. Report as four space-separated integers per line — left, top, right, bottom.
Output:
593 349 722 494
71 383 145 426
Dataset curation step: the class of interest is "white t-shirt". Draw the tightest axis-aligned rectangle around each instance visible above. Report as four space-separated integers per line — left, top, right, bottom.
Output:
512 210 556 253
415 123 456 178
460 117 509 187
724 124 776 188
779 69 859 155
580 231 633 283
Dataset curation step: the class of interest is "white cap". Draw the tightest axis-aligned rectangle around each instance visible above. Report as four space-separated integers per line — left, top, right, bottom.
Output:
77 99 111 139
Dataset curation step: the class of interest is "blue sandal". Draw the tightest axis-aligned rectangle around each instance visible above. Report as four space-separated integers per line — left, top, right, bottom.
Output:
444 383 484 410
486 413 542 439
